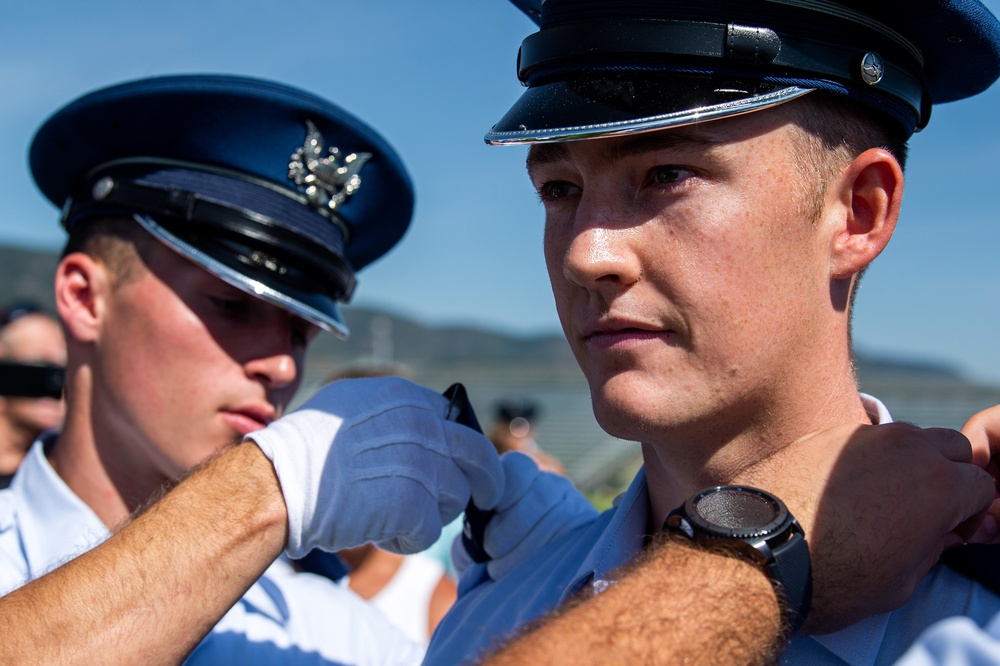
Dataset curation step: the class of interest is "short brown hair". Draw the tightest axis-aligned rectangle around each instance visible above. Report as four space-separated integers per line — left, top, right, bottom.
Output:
60 217 158 287
782 93 909 345
782 92 909 223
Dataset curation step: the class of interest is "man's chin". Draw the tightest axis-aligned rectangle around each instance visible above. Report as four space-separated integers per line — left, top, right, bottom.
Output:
589 381 699 442
591 397 658 441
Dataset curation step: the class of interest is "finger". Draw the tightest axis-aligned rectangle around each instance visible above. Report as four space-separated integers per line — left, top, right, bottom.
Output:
921 426 976 464
486 472 597 543
962 404 1000 468
495 452 541 513
436 475 474 526
966 498 1000 544
377 505 444 555
450 531 474 579
444 421 504 510
486 485 596 580
486 475 594 554
486 476 570 552
962 514 1000 544
487 502 566 579
947 463 996 532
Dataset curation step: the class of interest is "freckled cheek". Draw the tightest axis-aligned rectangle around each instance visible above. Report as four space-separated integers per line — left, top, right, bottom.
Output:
540 238 580 343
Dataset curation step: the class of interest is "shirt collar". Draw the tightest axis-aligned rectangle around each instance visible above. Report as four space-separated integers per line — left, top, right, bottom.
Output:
10 436 109 579
562 466 650 603
860 393 893 426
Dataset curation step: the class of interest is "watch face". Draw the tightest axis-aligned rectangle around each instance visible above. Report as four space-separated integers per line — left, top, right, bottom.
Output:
688 486 789 539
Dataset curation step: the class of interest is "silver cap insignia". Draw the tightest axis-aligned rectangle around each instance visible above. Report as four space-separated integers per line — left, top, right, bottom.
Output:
288 120 372 213
860 52 884 86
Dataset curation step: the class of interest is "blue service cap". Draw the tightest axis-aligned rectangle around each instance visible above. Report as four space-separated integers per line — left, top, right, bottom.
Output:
30 74 414 338
496 399 540 424
488 0 1000 144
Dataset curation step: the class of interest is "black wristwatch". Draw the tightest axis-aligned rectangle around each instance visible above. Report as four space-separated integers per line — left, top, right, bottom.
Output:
664 485 812 633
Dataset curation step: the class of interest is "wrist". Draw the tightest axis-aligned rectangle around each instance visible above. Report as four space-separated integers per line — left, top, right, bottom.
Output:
664 485 812 635
202 443 289 555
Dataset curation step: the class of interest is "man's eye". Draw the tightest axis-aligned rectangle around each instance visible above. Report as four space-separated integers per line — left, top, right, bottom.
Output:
290 317 320 350
537 181 577 202
650 166 687 185
210 296 249 316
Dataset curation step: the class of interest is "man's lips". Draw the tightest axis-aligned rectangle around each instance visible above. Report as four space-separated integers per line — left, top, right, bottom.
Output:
581 320 676 350
222 408 275 436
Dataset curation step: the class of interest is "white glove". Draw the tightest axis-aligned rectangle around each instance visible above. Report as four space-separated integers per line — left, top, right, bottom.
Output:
248 376 505 558
452 451 599 581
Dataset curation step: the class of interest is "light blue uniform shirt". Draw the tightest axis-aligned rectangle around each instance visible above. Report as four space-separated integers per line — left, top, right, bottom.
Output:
895 615 1000 665
0 438 424 666
426 396 1000 666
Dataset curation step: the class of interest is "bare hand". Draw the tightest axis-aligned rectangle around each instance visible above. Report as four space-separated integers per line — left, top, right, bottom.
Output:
732 422 996 634
960 404 1000 543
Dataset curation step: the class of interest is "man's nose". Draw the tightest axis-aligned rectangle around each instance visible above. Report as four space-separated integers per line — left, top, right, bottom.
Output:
243 320 300 390
561 210 642 291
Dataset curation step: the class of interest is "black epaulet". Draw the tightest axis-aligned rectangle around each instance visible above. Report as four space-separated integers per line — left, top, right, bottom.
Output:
942 544 1000 595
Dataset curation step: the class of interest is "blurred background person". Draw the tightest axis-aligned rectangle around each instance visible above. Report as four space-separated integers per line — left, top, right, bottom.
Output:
488 399 565 476
336 542 456 646
0 302 66 488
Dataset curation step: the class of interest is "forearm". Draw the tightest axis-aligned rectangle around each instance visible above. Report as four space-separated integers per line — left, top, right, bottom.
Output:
0 442 287 665
484 535 784 666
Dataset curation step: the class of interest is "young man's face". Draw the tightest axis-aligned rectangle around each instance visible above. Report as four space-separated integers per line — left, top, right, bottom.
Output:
92 242 320 486
531 107 837 446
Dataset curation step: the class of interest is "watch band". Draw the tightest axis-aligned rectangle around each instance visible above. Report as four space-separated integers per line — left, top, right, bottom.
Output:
664 485 812 634
763 519 812 634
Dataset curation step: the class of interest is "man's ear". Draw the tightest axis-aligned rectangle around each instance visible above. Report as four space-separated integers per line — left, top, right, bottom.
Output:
827 148 903 279
55 253 111 343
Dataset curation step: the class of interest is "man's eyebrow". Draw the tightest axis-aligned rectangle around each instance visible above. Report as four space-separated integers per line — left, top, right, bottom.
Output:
607 131 716 162
526 129 718 174
526 143 569 174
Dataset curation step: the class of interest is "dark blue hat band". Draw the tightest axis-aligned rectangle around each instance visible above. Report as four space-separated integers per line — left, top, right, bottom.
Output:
516 17 926 130
65 160 357 302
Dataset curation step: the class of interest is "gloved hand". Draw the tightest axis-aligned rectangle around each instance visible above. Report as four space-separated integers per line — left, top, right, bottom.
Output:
247 376 505 558
453 451 599 581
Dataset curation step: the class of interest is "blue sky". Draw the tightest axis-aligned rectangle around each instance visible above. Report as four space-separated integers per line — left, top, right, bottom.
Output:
3 1 1000 384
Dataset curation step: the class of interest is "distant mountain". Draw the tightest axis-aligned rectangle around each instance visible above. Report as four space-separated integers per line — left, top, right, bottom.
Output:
311 305 577 367
0 245 59 313
856 353 963 384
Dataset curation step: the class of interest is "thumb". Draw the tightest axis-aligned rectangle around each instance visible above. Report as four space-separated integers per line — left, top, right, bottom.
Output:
445 421 504 510
961 404 1000 469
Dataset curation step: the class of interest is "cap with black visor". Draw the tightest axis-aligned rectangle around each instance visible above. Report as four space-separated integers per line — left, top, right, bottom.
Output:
489 0 1000 145
30 74 414 339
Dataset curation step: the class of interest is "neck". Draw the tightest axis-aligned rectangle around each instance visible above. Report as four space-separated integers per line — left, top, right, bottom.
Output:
642 352 871 526
46 365 136 530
